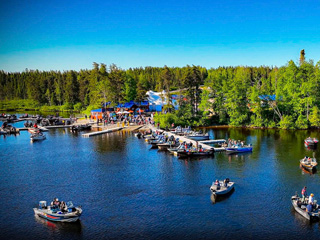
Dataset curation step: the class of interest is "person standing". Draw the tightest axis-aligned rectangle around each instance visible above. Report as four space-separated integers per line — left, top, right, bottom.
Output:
308 193 314 205
301 186 307 203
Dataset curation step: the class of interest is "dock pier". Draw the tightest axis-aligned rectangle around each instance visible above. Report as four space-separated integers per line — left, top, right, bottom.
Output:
147 126 226 152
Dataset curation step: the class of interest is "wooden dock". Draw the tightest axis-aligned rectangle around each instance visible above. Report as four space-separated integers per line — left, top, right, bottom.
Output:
18 125 73 131
148 126 226 152
82 127 123 138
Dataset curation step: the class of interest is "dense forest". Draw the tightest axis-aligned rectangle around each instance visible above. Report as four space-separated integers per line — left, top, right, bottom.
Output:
1 52 320 129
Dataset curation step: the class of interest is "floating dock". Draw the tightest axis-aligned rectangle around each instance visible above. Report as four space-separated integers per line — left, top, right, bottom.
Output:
18 125 73 131
82 127 123 138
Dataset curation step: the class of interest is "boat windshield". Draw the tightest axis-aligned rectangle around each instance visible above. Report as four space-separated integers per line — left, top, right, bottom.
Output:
67 201 74 208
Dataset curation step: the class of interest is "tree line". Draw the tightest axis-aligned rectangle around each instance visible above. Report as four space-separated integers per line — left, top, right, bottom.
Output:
1 52 320 129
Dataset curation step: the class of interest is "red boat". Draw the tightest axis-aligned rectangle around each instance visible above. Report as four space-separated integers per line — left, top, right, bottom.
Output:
304 137 319 147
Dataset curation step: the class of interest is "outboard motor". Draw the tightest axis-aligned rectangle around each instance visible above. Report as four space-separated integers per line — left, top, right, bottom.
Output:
39 201 47 209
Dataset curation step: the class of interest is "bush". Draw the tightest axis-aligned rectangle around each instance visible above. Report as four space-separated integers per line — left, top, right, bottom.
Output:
61 102 73 111
279 115 295 129
39 105 61 112
73 102 83 111
309 106 320 128
154 112 177 129
250 115 264 127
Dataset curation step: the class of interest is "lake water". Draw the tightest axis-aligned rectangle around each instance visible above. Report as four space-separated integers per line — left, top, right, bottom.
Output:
1 118 320 240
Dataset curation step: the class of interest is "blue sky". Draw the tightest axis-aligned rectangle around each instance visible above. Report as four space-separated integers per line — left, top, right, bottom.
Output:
0 0 319 72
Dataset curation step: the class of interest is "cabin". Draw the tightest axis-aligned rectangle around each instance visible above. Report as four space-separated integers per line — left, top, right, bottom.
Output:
90 108 105 120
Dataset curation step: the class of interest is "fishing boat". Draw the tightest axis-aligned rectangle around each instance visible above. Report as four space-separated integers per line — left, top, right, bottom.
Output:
157 139 180 150
39 126 49 132
176 148 214 157
70 124 92 132
210 179 235 196
304 137 319 147
187 133 210 141
33 201 82 222
225 144 253 153
291 194 320 221
168 142 186 154
300 157 318 171
30 132 46 142
134 132 142 138
28 127 41 134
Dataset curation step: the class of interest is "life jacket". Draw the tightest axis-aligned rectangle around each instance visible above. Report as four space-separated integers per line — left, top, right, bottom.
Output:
302 189 306 195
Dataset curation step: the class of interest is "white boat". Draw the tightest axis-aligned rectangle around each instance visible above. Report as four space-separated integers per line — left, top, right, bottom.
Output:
38 126 49 132
187 133 209 141
300 157 317 171
30 132 46 141
33 201 82 222
291 195 319 221
210 179 235 196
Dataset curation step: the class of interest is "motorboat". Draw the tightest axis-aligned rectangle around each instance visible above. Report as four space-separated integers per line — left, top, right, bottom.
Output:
304 137 318 147
167 142 186 154
30 132 46 142
175 148 214 157
28 127 41 134
187 133 210 141
157 139 180 150
291 194 319 221
70 124 92 132
33 201 82 222
39 126 49 132
210 179 235 196
134 132 142 138
225 144 253 153
300 157 317 171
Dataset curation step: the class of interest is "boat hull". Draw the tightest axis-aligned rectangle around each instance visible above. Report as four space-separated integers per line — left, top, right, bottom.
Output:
300 158 317 171
177 150 214 157
33 208 82 222
225 147 252 153
291 196 319 221
210 182 235 196
187 135 210 141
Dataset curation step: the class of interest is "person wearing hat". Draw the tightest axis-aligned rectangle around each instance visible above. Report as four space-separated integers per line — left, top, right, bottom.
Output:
308 193 314 205
301 186 307 203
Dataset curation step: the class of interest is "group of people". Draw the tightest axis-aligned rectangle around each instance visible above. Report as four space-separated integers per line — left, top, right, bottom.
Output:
226 139 245 148
214 178 230 190
50 198 68 212
301 186 316 212
88 112 154 127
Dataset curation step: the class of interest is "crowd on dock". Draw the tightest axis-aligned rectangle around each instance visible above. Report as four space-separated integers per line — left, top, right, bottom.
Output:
86 112 155 126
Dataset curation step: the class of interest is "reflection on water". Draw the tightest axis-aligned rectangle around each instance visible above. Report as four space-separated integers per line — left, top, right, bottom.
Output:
34 215 83 236
300 165 317 175
210 188 235 204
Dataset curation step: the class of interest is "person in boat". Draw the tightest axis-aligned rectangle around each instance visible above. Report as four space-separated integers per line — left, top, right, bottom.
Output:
60 201 68 212
33 122 38 128
301 186 307 203
308 193 315 205
306 202 313 213
214 180 220 189
224 178 230 187
51 198 60 207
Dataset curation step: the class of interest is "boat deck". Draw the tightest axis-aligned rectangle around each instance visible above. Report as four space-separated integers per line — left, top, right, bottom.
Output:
82 127 123 137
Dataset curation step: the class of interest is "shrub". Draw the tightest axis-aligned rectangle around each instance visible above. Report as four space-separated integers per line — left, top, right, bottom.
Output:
295 115 308 129
279 115 295 129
